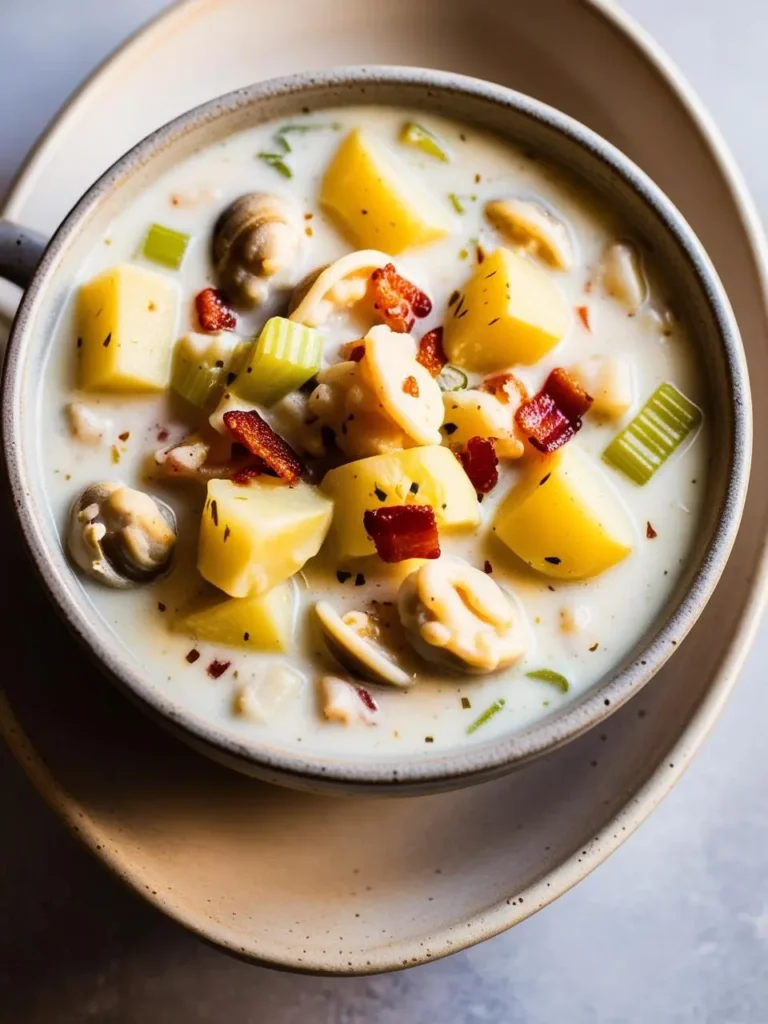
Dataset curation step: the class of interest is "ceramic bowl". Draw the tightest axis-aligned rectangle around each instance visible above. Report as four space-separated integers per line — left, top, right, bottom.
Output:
0 67 751 795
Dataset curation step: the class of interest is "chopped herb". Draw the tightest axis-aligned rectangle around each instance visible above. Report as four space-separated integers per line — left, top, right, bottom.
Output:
488 317 501 326
448 290 460 307
336 570 352 583
539 473 551 486
526 669 569 692
210 500 218 526
111 446 120 464
409 482 420 494
485 270 498 279
646 521 658 539
223 526 231 542
461 697 472 709
103 333 112 348
400 122 451 162
186 649 200 664
207 659 231 680
443 422 458 435
453 294 465 317
258 152 293 178
467 698 506 734
354 573 366 587
425 736 435 743
374 486 388 502
448 192 465 214
458 248 469 260
544 556 561 565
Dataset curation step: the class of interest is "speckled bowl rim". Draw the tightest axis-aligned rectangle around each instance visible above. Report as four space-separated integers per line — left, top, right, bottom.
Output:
1 64 751 791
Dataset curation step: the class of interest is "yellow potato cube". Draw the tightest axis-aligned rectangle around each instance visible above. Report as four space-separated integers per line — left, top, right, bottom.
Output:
322 445 480 559
320 128 455 253
493 444 635 579
444 247 569 371
198 478 333 598
173 582 296 651
76 263 178 391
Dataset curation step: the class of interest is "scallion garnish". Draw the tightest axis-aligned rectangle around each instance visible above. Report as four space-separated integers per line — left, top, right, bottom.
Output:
448 193 465 215
436 365 468 392
467 698 506 734
400 122 451 162
141 223 190 270
526 669 570 693
603 382 701 485
258 152 293 178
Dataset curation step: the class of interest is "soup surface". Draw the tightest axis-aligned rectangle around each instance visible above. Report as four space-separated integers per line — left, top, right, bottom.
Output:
41 106 708 760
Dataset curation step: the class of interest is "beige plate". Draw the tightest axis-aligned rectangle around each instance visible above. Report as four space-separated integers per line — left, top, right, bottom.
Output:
1 0 767 974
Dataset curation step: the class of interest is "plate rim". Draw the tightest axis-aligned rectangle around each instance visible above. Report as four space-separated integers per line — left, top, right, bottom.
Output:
1 0 767 974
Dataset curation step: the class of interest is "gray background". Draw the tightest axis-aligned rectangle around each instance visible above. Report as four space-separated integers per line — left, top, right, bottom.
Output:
1 2 767 1021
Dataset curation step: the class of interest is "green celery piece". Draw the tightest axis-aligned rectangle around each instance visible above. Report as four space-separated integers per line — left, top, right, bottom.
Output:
436 365 468 393
234 317 323 407
400 122 451 162
142 223 190 270
466 698 506 735
602 381 702 485
526 669 570 693
171 333 247 410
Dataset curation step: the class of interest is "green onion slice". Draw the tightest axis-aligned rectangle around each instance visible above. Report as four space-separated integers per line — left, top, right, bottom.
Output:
233 316 323 407
466 698 506 735
142 223 190 270
258 152 293 178
400 122 451 162
602 381 702 485
436 365 468 392
526 669 570 693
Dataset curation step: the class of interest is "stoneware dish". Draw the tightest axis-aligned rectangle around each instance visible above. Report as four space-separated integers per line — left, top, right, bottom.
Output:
0 66 751 795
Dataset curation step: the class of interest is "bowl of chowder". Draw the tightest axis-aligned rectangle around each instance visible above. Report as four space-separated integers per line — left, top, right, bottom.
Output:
0 68 750 794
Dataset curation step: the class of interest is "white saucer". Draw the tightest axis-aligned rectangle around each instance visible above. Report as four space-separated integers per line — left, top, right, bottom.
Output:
2 0 767 974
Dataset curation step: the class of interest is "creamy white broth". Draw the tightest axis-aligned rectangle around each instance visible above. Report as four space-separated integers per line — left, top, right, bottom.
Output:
41 106 708 759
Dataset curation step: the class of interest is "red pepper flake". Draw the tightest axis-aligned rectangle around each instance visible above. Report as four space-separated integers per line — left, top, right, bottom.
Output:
369 263 432 333
483 560 493 574
195 288 237 332
457 436 499 494
515 368 593 453
364 504 441 562
206 659 231 680
576 305 591 331
156 428 169 442
357 686 378 712
402 375 420 398
416 326 447 377
479 371 528 405
223 410 302 484
186 649 200 664
118 431 130 442
348 344 365 362
646 521 658 539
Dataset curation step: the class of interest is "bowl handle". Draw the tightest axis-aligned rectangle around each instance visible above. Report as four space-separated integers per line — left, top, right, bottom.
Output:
0 219 48 319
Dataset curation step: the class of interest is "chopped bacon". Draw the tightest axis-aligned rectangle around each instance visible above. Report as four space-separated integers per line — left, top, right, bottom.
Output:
206 659 231 679
363 505 441 563
402 375 420 397
357 686 379 712
348 344 365 362
231 464 264 485
369 263 432 333
195 288 237 332
515 368 593 453
576 305 591 331
416 326 447 377
457 436 499 494
222 410 302 484
479 372 528 405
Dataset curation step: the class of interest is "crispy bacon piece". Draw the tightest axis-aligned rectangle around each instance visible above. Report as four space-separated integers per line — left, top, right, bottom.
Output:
195 288 237 332
457 436 499 494
231 464 264 486
357 686 379 712
369 263 432 333
576 305 591 331
479 372 528 405
515 368 593 453
363 505 441 563
223 410 302 484
402 375 420 397
416 326 447 377
206 659 231 680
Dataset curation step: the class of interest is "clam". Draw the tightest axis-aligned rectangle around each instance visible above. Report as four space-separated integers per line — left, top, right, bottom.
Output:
212 192 303 307
314 600 412 687
67 482 177 589
485 198 573 270
288 249 391 327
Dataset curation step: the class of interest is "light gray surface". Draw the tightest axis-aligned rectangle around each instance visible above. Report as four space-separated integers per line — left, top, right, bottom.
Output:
1 1 767 1021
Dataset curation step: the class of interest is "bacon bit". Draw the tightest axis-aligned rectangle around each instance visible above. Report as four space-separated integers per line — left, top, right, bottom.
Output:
348 344 365 362
515 368 593 453
186 649 200 664
416 326 447 377
231 464 264 485
118 431 130 442
576 305 591 331
206 659 231 679
402 375 420 398
646 521 658 539
357 686 378 712
483 560 493 574
479 372 528 405
369 263 432 333
195 288 237 332
156 428 169 442
223 410 302 484
363 505 441 563
457 436 499 494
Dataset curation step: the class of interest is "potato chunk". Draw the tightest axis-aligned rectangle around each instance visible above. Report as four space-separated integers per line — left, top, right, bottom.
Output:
444 247 569 371
198 478 333 598
493 444 634 579
174 582 296 651
320 128 454 253
322 446 480 559
76 263 178 391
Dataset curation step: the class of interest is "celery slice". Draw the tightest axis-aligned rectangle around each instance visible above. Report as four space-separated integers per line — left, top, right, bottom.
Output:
233 317 323 406
466 698 506 735
526 669 570 693
602 381 702 485
142 223 190 270
436 365 468 392
400 122 451 162
171 333 247 410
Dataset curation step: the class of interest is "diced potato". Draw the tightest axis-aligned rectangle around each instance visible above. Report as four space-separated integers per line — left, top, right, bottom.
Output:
322 445 480 559
320 128 455 253
198 478 333 598
569 355 635 419
443 247 569 371
441 389 523 458
493 444 635 579
76 263 178 391
174 582 296 651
